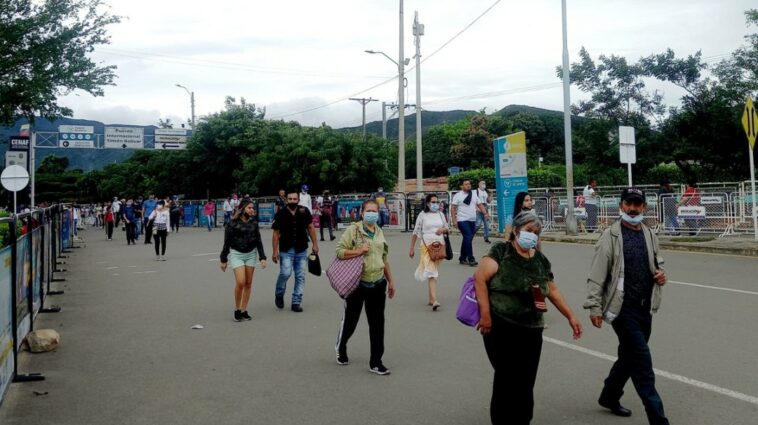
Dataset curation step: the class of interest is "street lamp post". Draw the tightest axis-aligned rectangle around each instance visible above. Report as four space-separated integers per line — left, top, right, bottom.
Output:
175 84 195 129
561 0 578 235
413 11 424 192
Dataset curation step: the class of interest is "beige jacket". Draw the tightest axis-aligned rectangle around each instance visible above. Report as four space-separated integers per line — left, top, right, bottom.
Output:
583 221 664 322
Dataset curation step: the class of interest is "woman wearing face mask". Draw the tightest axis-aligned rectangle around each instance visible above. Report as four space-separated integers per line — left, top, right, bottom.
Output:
473 211 583 425
220 200 268 322
409 194 449 310
147 200 171 261
334 200 396 375
506 192 537 243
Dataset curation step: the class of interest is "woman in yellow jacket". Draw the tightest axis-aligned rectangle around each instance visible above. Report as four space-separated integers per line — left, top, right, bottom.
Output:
334 199 396 375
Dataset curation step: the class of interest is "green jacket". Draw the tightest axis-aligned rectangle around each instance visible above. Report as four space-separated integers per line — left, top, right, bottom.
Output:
583 220 665 322
336 222 389 283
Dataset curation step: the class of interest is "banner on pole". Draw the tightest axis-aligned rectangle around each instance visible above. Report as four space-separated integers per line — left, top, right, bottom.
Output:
494 131 529 231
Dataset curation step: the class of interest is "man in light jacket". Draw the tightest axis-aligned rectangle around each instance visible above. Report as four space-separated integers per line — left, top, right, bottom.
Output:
584 187 670 425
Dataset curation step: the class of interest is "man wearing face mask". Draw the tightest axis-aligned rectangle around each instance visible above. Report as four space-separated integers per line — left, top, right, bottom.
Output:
584 188 670 425
475 180 491 243
272 188 319 312
298 184 313 214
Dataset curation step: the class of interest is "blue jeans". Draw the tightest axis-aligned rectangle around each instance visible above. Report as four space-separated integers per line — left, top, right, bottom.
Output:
275 248 308 305
206 214 214 231
601 303 669 425
135 217 142 237
476 211 490 239
457 220 476 262
378 209 390 228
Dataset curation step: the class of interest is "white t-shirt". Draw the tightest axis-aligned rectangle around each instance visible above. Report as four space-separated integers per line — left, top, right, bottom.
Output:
583 185 597 206
452 190 482 222
223 200 233 212
475 188 489 205
413 211 448 243
298 193 312 214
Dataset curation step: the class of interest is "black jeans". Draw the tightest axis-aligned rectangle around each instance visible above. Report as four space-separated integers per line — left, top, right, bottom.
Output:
335 279 387 367
106 222 114 239
600 303 669 425
482 314 543 425
144 219 153 244
154 229 168 256
170 212 180 232
319 214 333 240
125 222 136 244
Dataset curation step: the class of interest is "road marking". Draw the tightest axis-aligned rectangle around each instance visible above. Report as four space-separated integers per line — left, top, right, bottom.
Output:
544 337 758 406
208 259 217 262
134 270 157 274
192 252 218 257
105 266 118 270
669 280 758 296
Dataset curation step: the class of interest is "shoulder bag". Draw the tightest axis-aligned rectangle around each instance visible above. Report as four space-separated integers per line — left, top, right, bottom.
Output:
456 276 480 327
326 225 366 299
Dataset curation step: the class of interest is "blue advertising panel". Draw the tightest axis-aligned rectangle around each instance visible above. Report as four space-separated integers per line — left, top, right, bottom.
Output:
32 228 42 315
61 210 71 249
336 200 364 229
183 204 196 226
0 247 13 402
15 235 30 350
494 132 529 232
257 202 275 227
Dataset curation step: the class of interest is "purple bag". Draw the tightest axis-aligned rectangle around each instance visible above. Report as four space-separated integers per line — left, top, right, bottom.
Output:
456 276 480 327
326 225 366 299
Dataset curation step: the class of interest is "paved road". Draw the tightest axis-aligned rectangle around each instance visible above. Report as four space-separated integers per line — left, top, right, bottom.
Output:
1 225 756 424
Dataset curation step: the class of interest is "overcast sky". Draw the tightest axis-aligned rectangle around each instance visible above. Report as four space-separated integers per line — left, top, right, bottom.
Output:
59 0 755 128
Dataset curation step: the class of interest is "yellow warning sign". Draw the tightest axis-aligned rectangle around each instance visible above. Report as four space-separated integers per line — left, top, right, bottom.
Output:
742 97 758 150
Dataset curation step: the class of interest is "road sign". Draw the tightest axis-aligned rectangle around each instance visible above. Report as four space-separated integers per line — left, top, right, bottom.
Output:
155 143 186 150
619 126 636 164
154 128 188 136
742 97 758 150
1 165 29 192
5 151 28 170
9 136 30 151
154 134 187 144
494 131 528 231
58 125 95 148
104 127 144 149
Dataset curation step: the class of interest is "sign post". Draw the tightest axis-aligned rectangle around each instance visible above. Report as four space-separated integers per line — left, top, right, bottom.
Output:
619 126 636 187
494 131 528 234
741 97 758 241
1 165 30 214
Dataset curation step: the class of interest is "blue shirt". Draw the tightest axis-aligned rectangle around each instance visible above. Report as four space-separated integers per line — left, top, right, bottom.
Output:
143 199 157 218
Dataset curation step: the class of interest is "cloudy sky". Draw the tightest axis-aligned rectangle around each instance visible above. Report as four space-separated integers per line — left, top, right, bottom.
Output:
59 0 755 128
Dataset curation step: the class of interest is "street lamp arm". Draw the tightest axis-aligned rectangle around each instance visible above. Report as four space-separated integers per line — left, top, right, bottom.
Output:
175 83 191 96
365 50 399 67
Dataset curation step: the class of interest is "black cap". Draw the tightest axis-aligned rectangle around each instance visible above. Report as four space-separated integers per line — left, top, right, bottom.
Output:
621 187 645 203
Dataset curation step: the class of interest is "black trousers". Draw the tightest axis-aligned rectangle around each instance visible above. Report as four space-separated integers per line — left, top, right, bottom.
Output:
125 222 136 244
106 222 114 239
482 314 543 425
144 220 153 244
170 212 180 232
154 229 168 255
319 214 333 240
600 303 669 425
335 279 386 366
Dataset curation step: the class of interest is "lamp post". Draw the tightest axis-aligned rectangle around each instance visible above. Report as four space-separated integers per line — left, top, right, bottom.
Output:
413 11 424 192
561 0 578 235
175 84 195 129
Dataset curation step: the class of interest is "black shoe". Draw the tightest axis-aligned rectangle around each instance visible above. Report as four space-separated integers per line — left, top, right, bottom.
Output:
369 364 391 375
336 348 349 365
459 259 468 265
484 239 491 244
468 259 478 267
599 399 632 417
240 311 252 321
320 238 325 241
233 310 242 322
330 236 336 241
291 304 303 313
275 296 284 309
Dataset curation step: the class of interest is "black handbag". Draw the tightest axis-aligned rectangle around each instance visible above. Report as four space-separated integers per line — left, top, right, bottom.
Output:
308 252 322 276
444 235 454 260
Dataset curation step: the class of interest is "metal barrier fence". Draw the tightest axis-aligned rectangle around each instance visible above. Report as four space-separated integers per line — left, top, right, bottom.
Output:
1 205 69 405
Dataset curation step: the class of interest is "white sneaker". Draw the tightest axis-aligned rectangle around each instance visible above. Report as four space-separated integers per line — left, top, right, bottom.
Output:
155 255 160 261
160 256 167 261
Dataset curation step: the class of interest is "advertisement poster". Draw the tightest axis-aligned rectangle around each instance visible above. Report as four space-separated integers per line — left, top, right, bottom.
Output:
258 202 275 227
494 132 529 231
32 228 42 314
337 200 364 228
61 210 71 249
15 236 30 349
183 204 196 226
381 198 405 230
0 247 14 402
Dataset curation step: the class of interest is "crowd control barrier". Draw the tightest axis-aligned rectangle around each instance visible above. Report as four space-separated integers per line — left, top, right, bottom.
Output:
1 205 69 405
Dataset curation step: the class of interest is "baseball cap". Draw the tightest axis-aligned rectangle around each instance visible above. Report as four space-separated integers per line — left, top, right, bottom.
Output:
621 187 645 203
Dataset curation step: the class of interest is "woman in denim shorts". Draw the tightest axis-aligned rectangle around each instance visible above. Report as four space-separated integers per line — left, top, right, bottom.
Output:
220 199 267 321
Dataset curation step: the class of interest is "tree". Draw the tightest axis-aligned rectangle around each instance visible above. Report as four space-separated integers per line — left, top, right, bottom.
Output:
37 155 69 174
0 0 121 125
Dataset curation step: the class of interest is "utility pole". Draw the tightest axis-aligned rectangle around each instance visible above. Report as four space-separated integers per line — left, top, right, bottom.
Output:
561 0 577 235
349 97 378 142
413 11 424 192
398 0 406 193
382 101 387 139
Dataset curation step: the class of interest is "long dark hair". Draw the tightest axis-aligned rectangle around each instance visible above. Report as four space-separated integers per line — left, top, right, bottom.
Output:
422 194 438 213
232 199 254 221
513 191 530 218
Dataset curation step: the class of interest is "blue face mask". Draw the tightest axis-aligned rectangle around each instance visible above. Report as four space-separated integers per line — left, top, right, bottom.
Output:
429 203 440 212
517 231 539 250
364 212 379 224
621 213 644 225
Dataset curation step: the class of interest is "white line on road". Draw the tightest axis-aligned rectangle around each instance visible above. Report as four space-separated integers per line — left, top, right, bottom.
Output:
192 252 218 257
134 270 157 274
669 280 758 296
544 337 758 406
105 266 118 270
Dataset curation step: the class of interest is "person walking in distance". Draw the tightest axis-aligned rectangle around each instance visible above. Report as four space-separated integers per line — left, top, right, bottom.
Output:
677 180 701 236
583 178 601 232
169 199 181 233
334 200 396 375
220 199 268 322
203 200 215 231
451 179 488 266
223 197 233 226
112 197 122 228
133 197 143 240
122 199 138 245
584 187 670 425
317 190 336 241
298 185 313 214
142 194 157 244
274 189 286 214
475 180 492 243
271 188 319 312
148 200 171 261
372 187 390 228
409 194 449 311
104 203 115 240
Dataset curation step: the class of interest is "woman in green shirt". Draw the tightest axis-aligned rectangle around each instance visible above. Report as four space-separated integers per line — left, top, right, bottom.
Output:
473 211 583 425
334 200 396 375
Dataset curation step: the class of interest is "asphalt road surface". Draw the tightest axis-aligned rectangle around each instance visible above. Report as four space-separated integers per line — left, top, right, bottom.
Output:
1 225 756 425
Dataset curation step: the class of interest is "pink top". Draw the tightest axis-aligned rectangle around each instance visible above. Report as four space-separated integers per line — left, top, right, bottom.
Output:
204 203 215 214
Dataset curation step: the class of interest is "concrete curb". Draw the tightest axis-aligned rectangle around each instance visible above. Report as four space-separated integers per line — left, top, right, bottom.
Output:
539 235 758 257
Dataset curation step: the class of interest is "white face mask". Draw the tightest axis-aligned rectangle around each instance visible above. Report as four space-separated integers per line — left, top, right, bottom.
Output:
479 184 486 190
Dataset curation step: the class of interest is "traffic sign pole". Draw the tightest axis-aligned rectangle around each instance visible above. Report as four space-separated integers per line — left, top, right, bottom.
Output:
749 146 757 241
741 97 758 241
